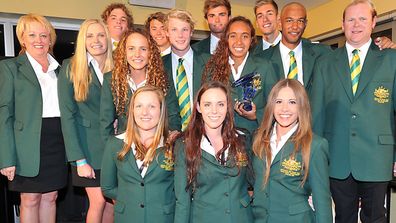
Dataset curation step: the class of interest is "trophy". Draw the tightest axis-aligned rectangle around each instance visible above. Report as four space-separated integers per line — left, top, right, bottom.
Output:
231 72 262 111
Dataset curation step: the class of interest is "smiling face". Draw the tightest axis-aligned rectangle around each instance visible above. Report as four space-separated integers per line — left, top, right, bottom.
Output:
106 8 129 41
85 23 108 58
280 3 307 49
207 6 230 37
273 86 299 135
227 21 252 64
22 21 50 59
166 18 192 57
133 91 161 135
149 19 169 48
255 3 279 38
342 3 376 49
198 88 228 132
126 33 150 71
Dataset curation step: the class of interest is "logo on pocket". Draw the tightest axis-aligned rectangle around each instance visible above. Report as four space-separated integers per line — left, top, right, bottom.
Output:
374 86 389 104
280 157 301 177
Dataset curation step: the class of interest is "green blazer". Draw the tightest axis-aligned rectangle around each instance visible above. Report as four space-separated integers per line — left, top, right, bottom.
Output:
0 54 60 176
310 42 396 181
252 135 332 223
99 71 181 142
58 59 104 169
191 36 211 54
101 134 175 223
258 39 330 90
174 138 253 223
251 36 265 56
163 49 210 117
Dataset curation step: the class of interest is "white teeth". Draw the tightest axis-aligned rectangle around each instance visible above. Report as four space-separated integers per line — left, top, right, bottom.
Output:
34 45 43 48
279 114 291 118
264 24 271 27
234 47 244 52
91 45 102 49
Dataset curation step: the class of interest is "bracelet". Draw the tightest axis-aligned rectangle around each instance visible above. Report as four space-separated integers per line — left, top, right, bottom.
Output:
76 159 87 167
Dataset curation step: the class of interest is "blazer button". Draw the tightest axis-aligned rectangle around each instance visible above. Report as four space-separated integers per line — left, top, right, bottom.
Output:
140 203 145 208
225 209 231 214
224 192 229 197
351 114 357 119
351 133 356 136
140 182 144 186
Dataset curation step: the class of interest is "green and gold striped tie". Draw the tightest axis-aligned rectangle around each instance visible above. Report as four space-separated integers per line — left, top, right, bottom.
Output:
176 58 191 131
287 51 298 80
350 49 361 95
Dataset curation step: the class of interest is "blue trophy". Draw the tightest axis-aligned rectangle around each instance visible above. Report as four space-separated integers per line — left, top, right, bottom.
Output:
231 72 262 111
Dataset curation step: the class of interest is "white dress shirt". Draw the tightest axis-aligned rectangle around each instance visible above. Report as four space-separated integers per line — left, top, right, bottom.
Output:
345 38 372 69
210 33 220 55
171 47 194 107
200 135 229 161
26 52 60 118
87 53 104 85
229 52 250 81
270 123 298 162
262 32 282 51
161 46 172 56
279 41 304 85
128 74 147 93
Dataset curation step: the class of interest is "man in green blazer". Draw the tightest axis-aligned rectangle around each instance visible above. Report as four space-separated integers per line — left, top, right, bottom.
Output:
310 1 396 222
256 2 330 89
164 9 210 130
191 0 231 55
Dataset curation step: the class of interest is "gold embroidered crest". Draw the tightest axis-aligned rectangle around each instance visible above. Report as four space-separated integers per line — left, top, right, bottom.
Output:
252 75 262 90
374 86 389 104
280 158 301 177
160 149 174 171
235 151 248 167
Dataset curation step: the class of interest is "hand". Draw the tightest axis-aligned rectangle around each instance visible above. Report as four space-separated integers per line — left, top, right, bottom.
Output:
375 37 396 50
234 101 257 120
77 162 95 179
0 166 16 181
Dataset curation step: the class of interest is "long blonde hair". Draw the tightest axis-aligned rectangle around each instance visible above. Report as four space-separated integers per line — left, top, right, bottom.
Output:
69 19 113 101
253 79 312 186
117 86 169 166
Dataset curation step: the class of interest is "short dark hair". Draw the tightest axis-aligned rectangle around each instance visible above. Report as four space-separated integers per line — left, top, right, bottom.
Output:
145 12 167 31
254 0 279 15
203 0 231 19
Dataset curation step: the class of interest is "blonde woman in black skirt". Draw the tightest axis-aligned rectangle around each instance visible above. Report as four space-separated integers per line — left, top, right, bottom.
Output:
0 14 67 223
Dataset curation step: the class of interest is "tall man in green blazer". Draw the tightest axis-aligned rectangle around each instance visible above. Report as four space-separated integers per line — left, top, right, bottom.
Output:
257 2 330 89
310 1 396 222
163 9 210 130
191 0 231 55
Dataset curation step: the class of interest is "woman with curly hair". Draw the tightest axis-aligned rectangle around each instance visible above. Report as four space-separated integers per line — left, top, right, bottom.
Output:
100 28 180 142
101 85 175 223
173 81 253 223
202 16 277 134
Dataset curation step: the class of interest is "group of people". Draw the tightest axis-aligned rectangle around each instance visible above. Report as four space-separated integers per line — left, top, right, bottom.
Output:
0 0 395 223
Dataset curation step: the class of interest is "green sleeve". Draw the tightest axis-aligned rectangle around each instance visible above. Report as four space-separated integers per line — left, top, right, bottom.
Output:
58 59 85 162
100 137 119 199
310 64 326 137
174 140 191 223
100 72 116 142
0 60 16 169
165 80 181 131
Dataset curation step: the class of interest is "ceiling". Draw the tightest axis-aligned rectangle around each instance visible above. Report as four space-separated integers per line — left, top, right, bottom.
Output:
230 0 331 10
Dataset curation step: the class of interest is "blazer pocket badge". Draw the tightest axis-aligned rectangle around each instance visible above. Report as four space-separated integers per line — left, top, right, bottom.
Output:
280 158 302 177
160 149 174 171
374 86 389 104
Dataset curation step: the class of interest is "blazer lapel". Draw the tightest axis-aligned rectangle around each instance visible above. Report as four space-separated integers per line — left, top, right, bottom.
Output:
270 45 285 80
302 43 316 86
17 54 40 87
354 43 382 99
334 47 354 102
192 50 204 95
89 64 101 88
271 141 295 167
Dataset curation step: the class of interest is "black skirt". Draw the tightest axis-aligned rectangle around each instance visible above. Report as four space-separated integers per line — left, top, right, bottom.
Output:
9 118 67 193
71 166 101 187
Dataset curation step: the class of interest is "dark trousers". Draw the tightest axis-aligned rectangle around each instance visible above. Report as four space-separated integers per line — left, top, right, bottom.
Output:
330 174 388 223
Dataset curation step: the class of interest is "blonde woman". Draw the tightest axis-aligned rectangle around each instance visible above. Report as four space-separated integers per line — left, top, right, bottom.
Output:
0 14 67 223
58 19 114 223
252 79 332 223
100 28 180 142
101 86 175 223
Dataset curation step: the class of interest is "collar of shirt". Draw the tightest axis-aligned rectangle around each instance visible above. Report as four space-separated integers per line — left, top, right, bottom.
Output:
229 52 250 81
26 52 59 74
161 46 172 56
279 40 304 84
116 133 165 177
128 74 147 93
87 53 104 85
200 135 229 160
171 47 194 107
111 38 118 51
270 122 299 163
345 38 372 68
210 33 220 55
262 32 282 50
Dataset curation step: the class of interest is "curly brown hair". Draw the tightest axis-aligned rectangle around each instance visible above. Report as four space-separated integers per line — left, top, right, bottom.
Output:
111 28 168 116
202 16 257 84
101 3 134 30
